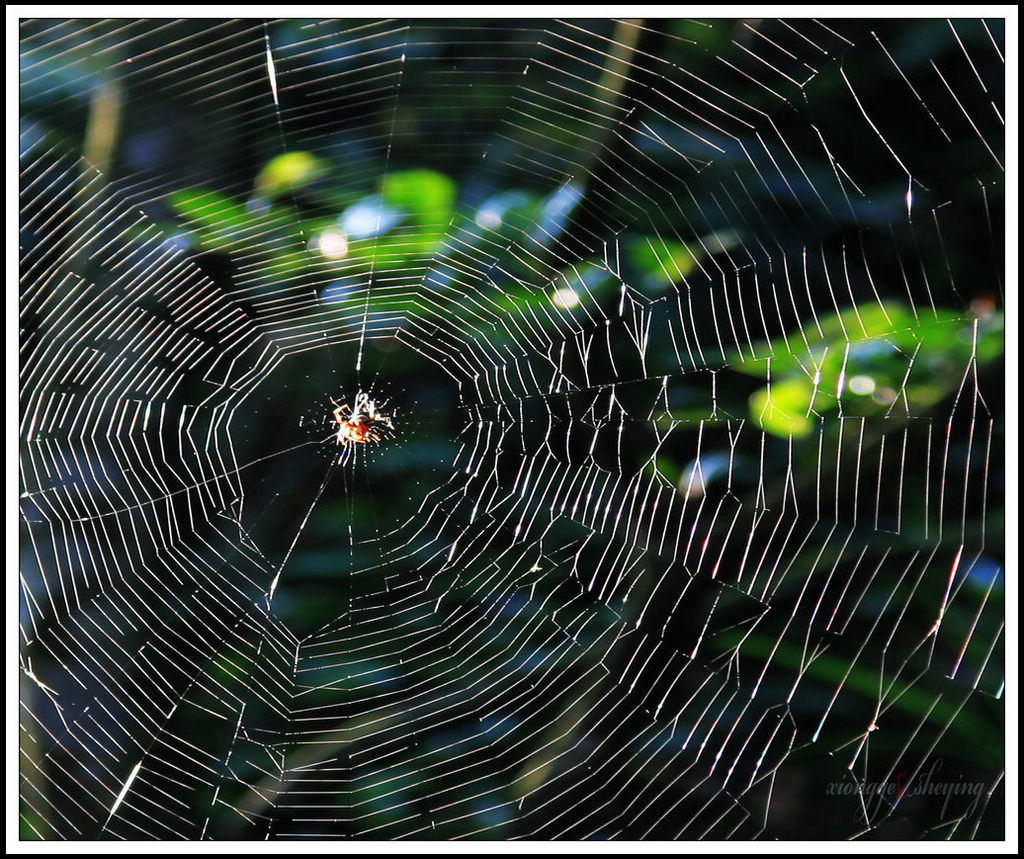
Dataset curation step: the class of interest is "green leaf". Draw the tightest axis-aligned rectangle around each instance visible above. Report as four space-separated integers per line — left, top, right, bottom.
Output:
750 378 814 437
256 151 327 199
167 189 252 251
736 302 1004 437
628 236 696 293
379 169 456 228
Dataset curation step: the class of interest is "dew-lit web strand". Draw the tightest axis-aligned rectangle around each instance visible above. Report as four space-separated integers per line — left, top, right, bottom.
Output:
261 21 355 395
23 546 300 839
351 35 408 378
391 20 770 374
70 21 407 626
18 173 342 704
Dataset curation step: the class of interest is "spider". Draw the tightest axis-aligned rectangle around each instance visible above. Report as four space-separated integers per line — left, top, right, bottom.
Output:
331 393 393 448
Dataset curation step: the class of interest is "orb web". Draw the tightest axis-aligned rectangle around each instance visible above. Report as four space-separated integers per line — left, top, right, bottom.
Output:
18 17 1005 840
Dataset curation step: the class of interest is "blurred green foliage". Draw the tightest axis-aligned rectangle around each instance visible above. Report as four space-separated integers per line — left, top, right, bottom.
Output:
164 149 1004 447
739 302 1004 438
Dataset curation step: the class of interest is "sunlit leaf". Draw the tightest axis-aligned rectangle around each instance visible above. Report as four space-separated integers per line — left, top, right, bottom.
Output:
740 302 1004 436
255 150 327 199
750 378 814 437
167 188 252 251
629 236 696 293
380 169 456 228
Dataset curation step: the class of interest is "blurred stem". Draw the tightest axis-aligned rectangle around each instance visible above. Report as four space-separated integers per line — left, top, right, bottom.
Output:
83 71 123 178
66 70 123 277
575 19 643 179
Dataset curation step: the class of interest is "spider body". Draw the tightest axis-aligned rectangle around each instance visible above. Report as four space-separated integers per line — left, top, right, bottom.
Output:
331 394 393 448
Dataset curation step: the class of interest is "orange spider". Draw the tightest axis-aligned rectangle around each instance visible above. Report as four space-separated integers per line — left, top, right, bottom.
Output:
331 394 393 447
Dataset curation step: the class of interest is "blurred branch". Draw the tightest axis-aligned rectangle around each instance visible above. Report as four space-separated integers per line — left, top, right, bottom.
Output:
575 18 643 181
66 70 123 278
83 70 123 178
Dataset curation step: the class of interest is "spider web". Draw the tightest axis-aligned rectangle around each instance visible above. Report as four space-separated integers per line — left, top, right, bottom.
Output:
17 17 1007 841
